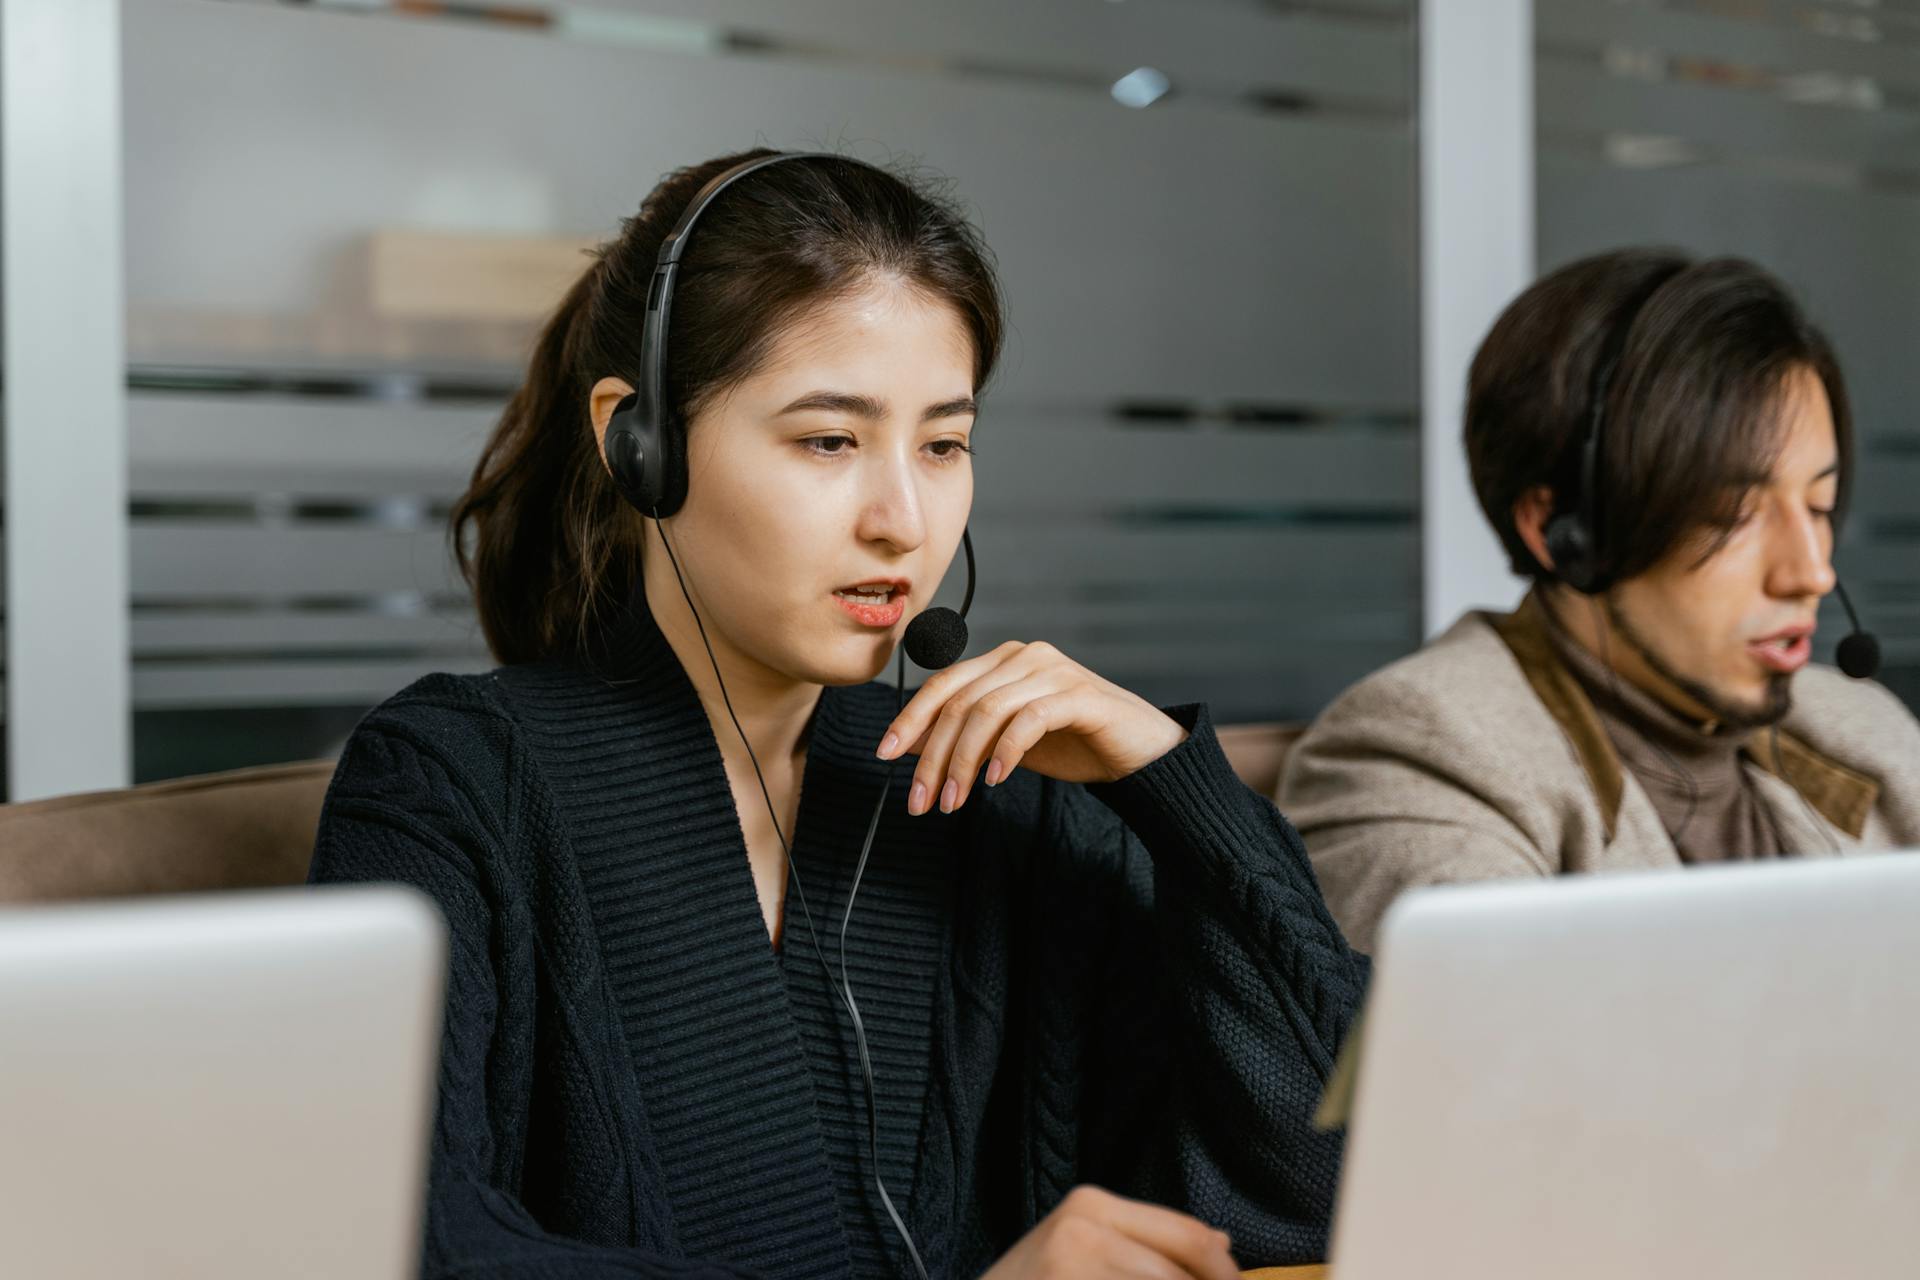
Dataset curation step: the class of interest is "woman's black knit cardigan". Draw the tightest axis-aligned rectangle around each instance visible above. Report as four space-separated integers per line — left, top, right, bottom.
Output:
309 594 1367 1278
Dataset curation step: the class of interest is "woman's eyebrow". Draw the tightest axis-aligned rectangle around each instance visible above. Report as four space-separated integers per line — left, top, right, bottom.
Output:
776 391 887 420
773 391 978 422
923 396 977 422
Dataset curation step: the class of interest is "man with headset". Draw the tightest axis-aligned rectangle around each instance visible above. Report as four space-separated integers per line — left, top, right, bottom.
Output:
1280 248 1920 952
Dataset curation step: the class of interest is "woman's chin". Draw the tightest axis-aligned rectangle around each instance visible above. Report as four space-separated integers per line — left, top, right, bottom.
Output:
798 634 900 688
817 637 898 687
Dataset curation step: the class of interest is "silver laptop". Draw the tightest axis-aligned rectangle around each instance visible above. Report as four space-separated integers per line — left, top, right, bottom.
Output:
1333 854 1920 1280
0 886 446 1280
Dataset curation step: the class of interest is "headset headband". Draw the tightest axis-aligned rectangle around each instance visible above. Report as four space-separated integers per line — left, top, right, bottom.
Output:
636 151 843 437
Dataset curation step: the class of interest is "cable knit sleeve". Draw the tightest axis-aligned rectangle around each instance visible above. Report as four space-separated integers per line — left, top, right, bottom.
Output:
309 687 760 1280
1035 702 1369 1267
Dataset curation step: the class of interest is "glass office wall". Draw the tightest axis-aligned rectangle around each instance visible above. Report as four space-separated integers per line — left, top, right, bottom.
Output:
121 0 1420 779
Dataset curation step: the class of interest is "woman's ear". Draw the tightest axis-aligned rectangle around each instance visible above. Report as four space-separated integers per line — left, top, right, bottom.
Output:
1513 484 1560 572
588 377 638 467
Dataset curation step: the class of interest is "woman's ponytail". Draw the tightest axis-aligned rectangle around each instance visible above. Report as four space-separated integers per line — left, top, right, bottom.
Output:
451 256 643 665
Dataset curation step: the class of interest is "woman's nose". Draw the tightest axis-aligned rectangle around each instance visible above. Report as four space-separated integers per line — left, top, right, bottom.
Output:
855 457 927 554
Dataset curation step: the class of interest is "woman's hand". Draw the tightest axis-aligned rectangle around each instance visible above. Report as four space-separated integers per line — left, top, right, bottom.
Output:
876 640 1188 815
980 1185 1240 1280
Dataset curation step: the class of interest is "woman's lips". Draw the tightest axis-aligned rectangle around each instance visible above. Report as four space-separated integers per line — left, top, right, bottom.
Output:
1748 632 1812 675
833 586 905 628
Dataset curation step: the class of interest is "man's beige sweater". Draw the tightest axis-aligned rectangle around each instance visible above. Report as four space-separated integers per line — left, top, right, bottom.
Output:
1280 595 1920 952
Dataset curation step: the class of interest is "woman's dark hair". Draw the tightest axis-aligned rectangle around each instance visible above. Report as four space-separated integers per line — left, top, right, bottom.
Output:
1465 248 1852 585
452 149 1005 664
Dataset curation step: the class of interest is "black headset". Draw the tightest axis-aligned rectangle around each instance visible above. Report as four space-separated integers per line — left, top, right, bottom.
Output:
1541 269 1677 598
1541 361 1612 596
602 152 812 520
1543 280 1879 679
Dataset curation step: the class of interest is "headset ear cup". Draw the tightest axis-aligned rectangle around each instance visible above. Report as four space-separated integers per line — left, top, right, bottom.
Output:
604 394 689 519
604 393 657 514
1545 512 1598 595
606 391 697 519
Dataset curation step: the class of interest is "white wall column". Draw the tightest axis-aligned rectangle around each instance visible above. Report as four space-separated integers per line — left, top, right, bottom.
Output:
1419 0 1533 635
3 0 130 799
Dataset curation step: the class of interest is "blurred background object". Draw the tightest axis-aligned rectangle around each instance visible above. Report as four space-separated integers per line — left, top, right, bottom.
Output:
1 0 1913 798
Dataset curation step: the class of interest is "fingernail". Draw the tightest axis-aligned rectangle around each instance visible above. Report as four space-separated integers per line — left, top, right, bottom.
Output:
939 778 958 813
984 759 1004 787
877 732 899 759
909 781 927 815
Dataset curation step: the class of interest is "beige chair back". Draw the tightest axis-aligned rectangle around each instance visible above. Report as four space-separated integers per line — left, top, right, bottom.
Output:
0 761 335 904
1215 721 1308 800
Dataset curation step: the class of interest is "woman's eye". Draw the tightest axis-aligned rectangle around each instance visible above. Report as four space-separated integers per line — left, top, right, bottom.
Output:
801 435 855 456
1811 506 1837 522
926 439 974 461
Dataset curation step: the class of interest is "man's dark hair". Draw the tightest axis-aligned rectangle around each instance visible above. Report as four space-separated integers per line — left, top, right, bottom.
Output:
1465 248 1853 586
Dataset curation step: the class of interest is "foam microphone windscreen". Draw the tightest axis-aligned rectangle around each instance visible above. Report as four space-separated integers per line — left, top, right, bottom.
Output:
903 607 968 670
1836 630 1882 681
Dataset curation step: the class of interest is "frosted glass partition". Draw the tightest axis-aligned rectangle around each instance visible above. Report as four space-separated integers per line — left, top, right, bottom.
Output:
1536 0 1920 713
120 0 1418 778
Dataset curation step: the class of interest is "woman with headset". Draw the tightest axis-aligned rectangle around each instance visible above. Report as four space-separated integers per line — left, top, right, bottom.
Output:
311 149 1366 1280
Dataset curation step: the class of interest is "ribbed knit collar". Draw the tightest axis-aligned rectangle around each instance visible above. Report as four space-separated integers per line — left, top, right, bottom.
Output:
1539 602 1753 795
495 585 952 1278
